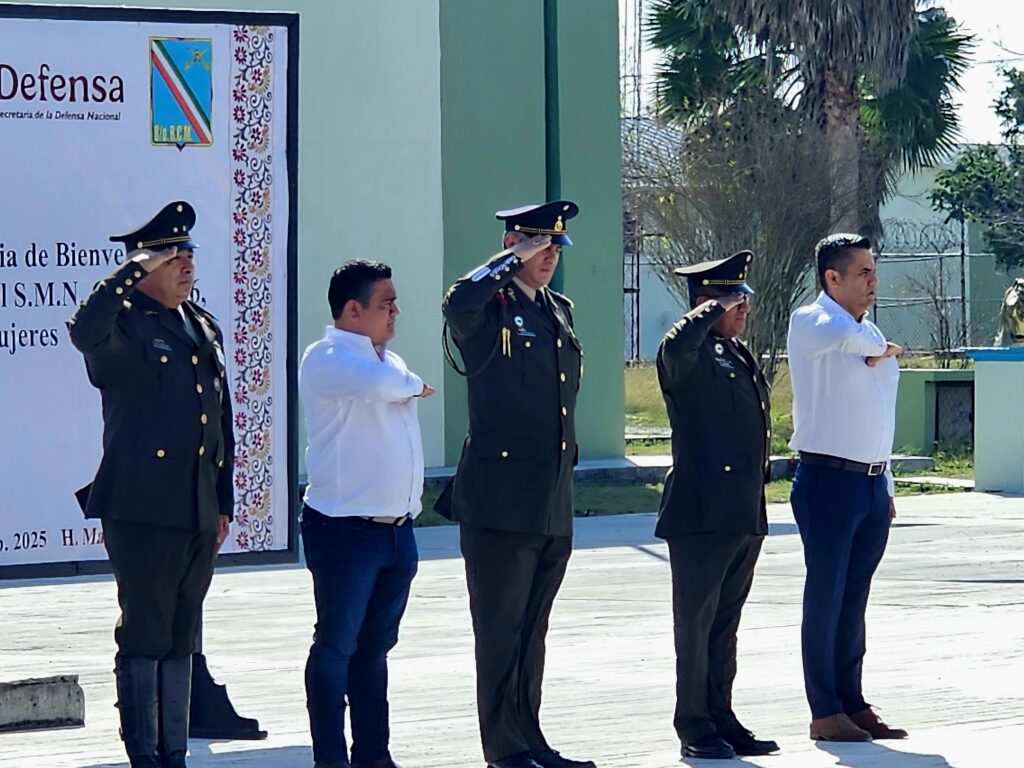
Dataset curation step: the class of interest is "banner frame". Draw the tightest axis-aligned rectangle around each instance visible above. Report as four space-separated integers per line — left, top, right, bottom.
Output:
0 3 301 580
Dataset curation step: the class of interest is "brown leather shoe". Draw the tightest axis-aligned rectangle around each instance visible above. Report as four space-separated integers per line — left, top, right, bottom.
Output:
849 707 908 739
809 713 872 742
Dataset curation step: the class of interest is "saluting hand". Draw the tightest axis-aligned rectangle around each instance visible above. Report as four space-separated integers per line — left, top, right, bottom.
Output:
511 235 553 263
866 341 902 367
715 293 748 311
417 384 436 398
129 245 179 273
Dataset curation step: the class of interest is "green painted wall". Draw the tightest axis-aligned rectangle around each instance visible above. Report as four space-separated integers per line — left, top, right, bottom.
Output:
556 0 625 458
439 0 548 464
439 0 623 463
894 369 974 454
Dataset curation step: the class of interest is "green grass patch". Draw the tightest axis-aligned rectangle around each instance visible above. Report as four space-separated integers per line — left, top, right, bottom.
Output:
414 473 963 529
625 364 667 429
625 362 793 453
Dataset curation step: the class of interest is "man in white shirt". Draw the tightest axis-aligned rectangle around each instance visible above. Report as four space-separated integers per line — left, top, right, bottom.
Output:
298 260 434 768
787 234 907 743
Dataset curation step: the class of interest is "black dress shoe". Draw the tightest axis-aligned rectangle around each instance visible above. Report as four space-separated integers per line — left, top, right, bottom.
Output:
720 728 779 756
681 733 736 760
487 753 544 768
532 749 597 768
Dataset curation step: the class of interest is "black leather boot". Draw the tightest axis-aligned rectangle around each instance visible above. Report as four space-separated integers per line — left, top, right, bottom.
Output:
159 656 192 768
188 652 267 740
115 655 161 768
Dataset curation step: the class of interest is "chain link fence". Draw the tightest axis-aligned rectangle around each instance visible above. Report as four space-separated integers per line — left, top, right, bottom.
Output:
871 219 1001 355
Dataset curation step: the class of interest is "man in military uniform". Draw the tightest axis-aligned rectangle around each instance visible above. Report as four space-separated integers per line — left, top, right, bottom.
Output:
655 251 778 761
437 201 594 768
68 201 234 768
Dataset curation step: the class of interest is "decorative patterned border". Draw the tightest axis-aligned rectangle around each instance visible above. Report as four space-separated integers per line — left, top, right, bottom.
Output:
229 25 277 551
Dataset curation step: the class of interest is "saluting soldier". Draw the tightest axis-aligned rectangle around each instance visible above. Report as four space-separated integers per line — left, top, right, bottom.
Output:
68 201 234 768
656 252 778 761
437 201 594 768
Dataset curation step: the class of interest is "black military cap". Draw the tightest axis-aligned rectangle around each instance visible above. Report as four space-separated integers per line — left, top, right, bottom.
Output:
496 200 580 246
675 250 755 296
109 200 198 252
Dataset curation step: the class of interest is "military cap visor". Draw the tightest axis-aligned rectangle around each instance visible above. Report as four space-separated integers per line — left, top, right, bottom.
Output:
496 200 579 246
109 200 199 252
675 250 755 295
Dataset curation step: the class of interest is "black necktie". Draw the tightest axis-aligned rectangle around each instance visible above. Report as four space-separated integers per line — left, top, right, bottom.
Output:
535 290 548 313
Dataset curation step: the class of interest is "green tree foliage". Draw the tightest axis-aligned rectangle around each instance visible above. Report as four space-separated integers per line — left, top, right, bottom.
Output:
649 1 972 239
932 70 1024 268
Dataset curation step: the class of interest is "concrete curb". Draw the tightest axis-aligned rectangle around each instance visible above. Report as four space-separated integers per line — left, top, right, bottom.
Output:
0 675 85 733
423 454 935 491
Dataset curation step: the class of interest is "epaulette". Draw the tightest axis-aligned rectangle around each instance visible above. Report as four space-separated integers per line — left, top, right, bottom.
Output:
549 290 574 310
189 300 220 322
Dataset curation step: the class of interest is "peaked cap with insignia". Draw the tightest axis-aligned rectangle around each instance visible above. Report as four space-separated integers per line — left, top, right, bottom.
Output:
675 250 755 297
496 200 580 246
109 200 198 251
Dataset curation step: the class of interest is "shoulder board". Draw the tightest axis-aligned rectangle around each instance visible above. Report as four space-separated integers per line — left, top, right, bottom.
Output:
549 290 574 309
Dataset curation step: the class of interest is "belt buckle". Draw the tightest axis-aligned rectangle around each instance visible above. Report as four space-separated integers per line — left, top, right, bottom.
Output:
867 462 885 477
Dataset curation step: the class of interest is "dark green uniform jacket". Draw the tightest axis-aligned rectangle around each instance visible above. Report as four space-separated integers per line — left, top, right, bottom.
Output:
655 299 770 538
67 259 234 532
439 252 582 536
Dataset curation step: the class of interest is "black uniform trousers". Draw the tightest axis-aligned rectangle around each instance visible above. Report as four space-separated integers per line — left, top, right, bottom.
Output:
103 519 218 659
666 532 763 744
460 524 572 763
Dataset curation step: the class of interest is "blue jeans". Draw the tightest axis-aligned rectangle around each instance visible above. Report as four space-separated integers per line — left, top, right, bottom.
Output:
790 463 891 720
302 506 418 765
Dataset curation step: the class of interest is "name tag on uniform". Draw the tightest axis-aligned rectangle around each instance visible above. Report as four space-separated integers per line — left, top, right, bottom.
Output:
153 338 173 352
715 357 734 369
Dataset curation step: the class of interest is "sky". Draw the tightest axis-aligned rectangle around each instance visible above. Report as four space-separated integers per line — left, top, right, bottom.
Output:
941 0 1024 144
622 0 1024 145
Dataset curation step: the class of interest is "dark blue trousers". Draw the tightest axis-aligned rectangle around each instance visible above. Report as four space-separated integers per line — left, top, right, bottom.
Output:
790 463 891 720
302 506 418 765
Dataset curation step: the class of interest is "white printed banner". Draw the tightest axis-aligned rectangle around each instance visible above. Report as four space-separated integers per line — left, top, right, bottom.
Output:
0 14 293 568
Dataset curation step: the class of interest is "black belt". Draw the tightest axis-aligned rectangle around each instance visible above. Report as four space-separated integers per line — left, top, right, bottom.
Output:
360 514 410 526
799 452 887 477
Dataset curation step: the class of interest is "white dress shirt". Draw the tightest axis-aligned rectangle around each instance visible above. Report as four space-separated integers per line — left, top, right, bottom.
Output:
300 326 425 518
787 292 900 496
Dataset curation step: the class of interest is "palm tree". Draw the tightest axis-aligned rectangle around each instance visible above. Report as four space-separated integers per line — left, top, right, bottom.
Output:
649 1 972 235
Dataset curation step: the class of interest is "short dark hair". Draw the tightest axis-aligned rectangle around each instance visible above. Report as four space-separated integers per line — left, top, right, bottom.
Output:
815 233 872 290
328 260 392 320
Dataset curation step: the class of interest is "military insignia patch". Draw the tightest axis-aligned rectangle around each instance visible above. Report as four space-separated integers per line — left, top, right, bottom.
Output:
514 316 524 328
714 342 725 355
150 37 213 149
